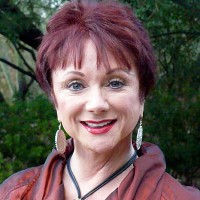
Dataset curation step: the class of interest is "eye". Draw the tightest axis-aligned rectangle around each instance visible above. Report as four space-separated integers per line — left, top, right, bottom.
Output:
67 81 84 91
107 78 125 89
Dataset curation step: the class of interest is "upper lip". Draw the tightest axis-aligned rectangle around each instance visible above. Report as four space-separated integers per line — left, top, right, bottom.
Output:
81 119 116 123
80 119 117 128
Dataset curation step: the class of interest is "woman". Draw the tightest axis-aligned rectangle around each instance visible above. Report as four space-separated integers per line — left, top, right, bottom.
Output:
0 0 199 199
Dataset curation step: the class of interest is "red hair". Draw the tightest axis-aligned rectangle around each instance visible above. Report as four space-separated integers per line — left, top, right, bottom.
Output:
36 0 156 101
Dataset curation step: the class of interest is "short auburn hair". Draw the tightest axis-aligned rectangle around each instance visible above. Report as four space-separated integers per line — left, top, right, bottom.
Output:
36 0 156 101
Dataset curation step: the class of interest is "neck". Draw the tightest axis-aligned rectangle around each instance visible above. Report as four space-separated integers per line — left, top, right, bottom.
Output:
70 137 135 184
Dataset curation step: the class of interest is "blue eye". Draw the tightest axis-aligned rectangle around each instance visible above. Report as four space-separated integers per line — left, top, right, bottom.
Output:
67 81 84 91
108 79 125 89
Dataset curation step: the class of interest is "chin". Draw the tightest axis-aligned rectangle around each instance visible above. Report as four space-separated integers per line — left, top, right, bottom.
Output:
83 139 116 154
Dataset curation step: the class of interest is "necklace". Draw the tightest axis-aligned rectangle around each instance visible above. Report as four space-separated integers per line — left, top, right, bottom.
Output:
66 152 137 200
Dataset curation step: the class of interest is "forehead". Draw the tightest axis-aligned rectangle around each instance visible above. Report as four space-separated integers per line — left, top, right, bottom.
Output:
52 42 137 82
56 39 135 73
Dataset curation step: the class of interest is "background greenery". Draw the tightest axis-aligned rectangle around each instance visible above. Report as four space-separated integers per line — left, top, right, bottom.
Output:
0 0 199 187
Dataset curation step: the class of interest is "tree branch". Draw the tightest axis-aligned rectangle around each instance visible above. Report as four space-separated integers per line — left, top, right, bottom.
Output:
151 31 200 39
19 78 35 99
18 43 36 61
13 43 34 73
0 58 37 81
0 1 43 50
172 0 200 15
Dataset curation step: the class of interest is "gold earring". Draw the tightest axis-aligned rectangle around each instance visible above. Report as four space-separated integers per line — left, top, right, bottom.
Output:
55 122 67 154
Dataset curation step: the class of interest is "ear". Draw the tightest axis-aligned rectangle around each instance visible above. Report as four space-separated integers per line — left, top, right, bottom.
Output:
50 90 58 107
140 101 145 118
56 109 61 122
50 90 60 121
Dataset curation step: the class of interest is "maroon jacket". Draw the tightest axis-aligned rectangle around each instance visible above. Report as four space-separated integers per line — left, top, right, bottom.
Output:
0 139 199 200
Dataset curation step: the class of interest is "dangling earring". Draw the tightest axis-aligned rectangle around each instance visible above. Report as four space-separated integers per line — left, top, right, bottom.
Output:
136 118 143 151
55 122 67 154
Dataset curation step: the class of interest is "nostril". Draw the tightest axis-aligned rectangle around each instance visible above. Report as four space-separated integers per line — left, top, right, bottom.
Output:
85 99 109 113
85 89 109 113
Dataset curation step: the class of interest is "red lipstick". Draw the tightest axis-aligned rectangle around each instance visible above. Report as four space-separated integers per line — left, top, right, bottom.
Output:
81 119 116 135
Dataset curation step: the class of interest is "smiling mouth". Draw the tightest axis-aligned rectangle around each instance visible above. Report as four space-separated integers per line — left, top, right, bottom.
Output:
80 119 117 134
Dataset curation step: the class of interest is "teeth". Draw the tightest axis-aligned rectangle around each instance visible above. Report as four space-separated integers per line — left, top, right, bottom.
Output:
85 121 111 128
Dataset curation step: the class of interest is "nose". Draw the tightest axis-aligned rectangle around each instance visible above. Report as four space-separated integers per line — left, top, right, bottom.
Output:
85 87 109 114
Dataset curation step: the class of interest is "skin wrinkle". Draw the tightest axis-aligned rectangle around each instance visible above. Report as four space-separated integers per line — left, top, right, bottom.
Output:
36 0 156 101
52 40 144 199
56 69 136 92
1 1 200 199
67 138 134 198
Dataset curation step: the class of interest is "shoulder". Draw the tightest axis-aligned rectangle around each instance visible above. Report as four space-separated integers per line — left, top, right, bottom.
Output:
0 141 73 200
137 142 200 200
0 165 42 200
161 173 200 200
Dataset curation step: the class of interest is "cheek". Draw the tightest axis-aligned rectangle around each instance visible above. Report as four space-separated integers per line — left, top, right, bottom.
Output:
56 95 83 121
113 93 141 129
56 95 71 120
111 91 141 113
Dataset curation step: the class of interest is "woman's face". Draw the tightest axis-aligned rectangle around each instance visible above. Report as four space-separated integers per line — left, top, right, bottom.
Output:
52 41 144 154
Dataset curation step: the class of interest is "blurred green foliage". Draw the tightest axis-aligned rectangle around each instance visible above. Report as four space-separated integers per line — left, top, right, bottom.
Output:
145 88 200 186
0 96 58 182
126 0 200 187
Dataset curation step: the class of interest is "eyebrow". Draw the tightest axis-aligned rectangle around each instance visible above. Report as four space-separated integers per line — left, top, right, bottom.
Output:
65 71 85 77
106 68 135 75
62 68 135 77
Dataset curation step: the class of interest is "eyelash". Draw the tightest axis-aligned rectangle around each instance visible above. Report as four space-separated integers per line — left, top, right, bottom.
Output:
66 78 125 92
67 80 85 91
107 78 125 89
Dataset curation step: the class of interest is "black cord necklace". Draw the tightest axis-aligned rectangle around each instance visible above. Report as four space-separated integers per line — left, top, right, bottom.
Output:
66 152 137 200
